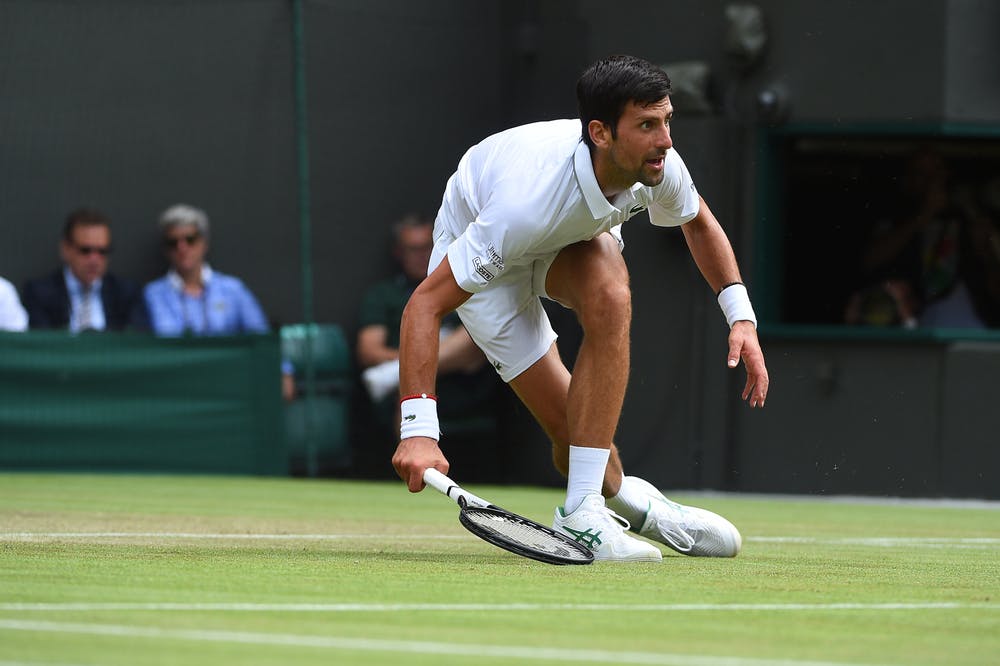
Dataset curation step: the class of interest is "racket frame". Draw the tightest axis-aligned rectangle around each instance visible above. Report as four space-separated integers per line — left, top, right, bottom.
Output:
423 468 593 566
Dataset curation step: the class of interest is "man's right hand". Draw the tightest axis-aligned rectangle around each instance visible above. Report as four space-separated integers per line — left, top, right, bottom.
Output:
391 437 449 492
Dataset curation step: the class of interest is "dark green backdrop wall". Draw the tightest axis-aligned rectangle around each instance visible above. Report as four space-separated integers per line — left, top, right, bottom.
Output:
2 0 998 496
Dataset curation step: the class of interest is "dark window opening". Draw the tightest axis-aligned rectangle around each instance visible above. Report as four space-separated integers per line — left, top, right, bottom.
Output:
761 130 1000 332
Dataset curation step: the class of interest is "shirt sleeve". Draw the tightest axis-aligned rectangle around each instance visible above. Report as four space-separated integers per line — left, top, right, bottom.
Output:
647 149 701 227
357 281 397 330
233 279 270 333
446 181 549 294
0 279 28 331
144 280 183 336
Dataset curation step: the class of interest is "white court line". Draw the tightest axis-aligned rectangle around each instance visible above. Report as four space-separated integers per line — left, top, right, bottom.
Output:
0 618 888 666
750 537 1000 549
0 532 465 540
0 662 92 666
0 602 996 612
2 533 998 548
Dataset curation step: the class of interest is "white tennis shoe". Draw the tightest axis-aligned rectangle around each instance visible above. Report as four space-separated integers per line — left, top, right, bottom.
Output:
553 494 662 562
626 476 742 557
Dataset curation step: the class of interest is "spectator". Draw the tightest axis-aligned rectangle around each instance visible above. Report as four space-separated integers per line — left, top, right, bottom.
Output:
0 276 28 331
357 214 495 436
843 279 918 329
21 208 148 332
858 149 1000 328
144 204 294 400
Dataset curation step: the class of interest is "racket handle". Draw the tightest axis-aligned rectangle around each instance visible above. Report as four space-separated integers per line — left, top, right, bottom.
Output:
423 468 457 495
423 468 492 509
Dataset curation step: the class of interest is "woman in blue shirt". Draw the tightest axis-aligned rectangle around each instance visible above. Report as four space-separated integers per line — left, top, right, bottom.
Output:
144 204 270 336
144 204 295 400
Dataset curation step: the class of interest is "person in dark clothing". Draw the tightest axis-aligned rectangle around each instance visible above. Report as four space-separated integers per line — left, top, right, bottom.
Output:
21 208 148 332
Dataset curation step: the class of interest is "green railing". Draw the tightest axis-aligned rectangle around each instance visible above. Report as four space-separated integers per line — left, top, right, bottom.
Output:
0 332 286 475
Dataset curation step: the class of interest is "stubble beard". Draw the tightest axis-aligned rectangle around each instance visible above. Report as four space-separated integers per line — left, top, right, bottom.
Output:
636 167 665 188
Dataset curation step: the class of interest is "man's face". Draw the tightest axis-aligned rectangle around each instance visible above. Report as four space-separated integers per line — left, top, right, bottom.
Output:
163 223 208 275
600 97 674 191
60 224 111 287
396 225 434 282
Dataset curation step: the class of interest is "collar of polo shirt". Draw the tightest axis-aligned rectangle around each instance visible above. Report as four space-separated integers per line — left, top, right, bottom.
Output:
573 139 645 220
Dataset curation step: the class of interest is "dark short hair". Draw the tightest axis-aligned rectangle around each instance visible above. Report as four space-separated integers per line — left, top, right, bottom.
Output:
576 55 673 149
391 212 433 243
62 207 110 242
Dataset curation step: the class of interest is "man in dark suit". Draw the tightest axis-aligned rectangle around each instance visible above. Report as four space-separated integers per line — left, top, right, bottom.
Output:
21 208 148 332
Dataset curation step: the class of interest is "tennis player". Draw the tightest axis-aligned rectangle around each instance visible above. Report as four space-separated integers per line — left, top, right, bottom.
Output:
392 54 769 562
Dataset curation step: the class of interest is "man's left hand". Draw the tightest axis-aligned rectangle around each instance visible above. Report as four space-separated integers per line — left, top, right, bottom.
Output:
727 321 769 408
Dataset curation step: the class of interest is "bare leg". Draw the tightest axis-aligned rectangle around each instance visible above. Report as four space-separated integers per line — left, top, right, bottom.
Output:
508 234 631 496
508 344 626 496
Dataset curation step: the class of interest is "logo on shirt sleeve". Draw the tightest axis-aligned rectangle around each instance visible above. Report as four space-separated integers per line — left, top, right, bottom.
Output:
471 243 505 283
486 244 505 271
472 257 495 282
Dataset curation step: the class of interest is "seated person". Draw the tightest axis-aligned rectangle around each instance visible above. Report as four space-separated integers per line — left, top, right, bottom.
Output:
859 149 1000 328
358 214 496 433
144 204 294 399
0 275 28 331
21 208 149 332
843 279 918 329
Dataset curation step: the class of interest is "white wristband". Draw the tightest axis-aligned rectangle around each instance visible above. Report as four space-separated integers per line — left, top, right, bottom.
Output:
717 283 757 329
400 395 440 441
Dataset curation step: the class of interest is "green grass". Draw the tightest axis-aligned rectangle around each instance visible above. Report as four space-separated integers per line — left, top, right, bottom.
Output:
0 473 997 666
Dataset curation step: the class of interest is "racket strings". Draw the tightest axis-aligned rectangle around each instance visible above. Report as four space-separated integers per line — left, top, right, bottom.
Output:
462 509 590 560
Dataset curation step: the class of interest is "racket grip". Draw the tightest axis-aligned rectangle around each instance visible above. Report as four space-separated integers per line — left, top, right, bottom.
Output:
423 468 457 496
423 468 492 509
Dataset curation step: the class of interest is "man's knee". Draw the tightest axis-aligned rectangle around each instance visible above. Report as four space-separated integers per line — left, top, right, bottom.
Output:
571 249 631 334
547 234 630 320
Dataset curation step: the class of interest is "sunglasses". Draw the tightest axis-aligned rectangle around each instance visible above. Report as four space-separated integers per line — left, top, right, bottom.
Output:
74 244 111 257
164 233 201 249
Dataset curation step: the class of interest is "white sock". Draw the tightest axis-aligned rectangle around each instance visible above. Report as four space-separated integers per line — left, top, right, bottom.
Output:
605 475 649 526
565 445 610 514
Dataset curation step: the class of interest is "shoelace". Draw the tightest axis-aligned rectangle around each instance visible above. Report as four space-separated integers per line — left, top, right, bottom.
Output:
602 505 632 532
648 499 696 553
573 501 633 533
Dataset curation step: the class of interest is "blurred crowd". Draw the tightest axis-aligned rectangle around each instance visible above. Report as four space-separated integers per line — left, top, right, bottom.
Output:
0 207 496 439
844 149 1000 330
0 204 296 400
2 205 273 334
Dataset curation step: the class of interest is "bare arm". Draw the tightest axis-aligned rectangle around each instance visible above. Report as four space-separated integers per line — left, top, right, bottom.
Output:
681 197 769 408
358 316 483 374
356 324 398 368
391 256 473 491
863 214 925 273
438 326 486 374
680 197 743 291
863 182 945 272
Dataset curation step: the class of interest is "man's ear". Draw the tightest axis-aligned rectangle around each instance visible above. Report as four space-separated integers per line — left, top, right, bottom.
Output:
587 120 613 149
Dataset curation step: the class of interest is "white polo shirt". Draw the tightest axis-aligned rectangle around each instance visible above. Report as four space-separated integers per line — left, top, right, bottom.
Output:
0 276 27 331
439 118 701 294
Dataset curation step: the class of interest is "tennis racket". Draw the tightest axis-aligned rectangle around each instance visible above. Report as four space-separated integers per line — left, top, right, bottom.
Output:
422 468 594 565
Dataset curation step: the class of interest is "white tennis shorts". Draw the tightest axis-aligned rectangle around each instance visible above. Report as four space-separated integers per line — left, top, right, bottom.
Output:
429 234 558 383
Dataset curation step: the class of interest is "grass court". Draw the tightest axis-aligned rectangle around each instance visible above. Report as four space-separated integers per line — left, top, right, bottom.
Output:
1 473 997 665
